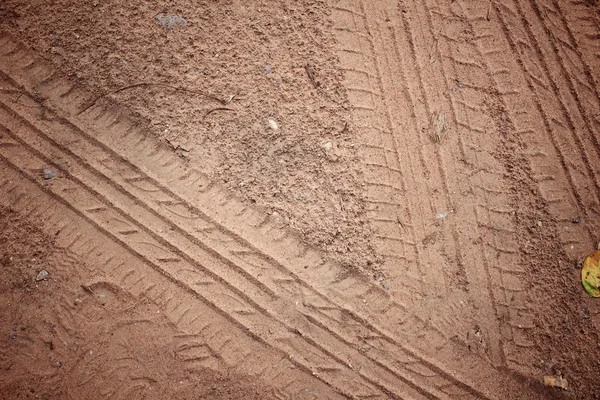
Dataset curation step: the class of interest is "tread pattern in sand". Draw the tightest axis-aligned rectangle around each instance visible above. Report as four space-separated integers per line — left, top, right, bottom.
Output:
0 83 417 399
489 0 600 251
330 0 599 379
0 147 335 399
460 0 600 373
330 0 523 370
0 30 549 400
556 0 600 91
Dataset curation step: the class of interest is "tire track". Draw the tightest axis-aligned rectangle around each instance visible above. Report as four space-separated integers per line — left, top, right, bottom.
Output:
429 0 541 376
0 167 338 400
332 1 470 339
329 0 548 398
0 90 421 399
373 4 459 296
489 0 599 258
332 4 435 303
449 0 598 373
556 0 600 91
333 0 524 369
0 34 504 400
419 0 550 377
521 0 600 192
393 0 513 367
0 29 549 399
537 0 600 117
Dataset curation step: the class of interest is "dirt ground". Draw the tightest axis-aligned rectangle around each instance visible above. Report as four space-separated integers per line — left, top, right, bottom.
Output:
0 0 376 271
0 0 599 399
0 207 275 400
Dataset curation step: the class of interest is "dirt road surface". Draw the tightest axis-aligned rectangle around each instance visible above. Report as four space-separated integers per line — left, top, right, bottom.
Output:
0 0 599 399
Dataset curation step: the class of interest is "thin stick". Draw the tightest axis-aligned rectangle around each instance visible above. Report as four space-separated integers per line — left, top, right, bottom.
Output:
396 216 406 232
0 88 38 108
78 82 226 114
204 107 234 119
304 64 319 88
341 121 349 135
80 284 103 306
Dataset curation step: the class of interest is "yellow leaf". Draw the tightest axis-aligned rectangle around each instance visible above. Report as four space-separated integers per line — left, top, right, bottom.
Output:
581 250 600 298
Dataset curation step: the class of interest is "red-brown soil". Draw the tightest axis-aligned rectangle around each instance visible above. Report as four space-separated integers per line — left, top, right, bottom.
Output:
0 0 599 398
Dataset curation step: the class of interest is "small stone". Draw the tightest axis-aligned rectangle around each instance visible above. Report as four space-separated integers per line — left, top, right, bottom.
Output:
43 170 55 180
321 140 341 161
54 361 62 368
36 270 49 281
382 284 390 291
571 218 580 224
10 333 17 340
265 65 272 73
268 119 278 130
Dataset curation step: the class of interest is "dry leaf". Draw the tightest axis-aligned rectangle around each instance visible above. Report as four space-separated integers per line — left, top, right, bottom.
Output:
582 250 600 297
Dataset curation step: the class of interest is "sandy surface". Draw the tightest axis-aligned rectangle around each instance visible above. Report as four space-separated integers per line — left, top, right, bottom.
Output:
0 0 376 271
0 0 599 398
0 207 275 399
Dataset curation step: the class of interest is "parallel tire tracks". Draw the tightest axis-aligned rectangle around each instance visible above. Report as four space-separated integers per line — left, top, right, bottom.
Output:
408 0 600 374
0 66 428 400
329 0 598 384
488 0 600 258
330 0 528 375
554 0 600 92
0 131 338 400
0 30 545 399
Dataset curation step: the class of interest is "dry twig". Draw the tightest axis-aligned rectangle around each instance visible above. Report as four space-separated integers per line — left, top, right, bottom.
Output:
304 64 320 88
78 82 226 114
204 107 235 119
